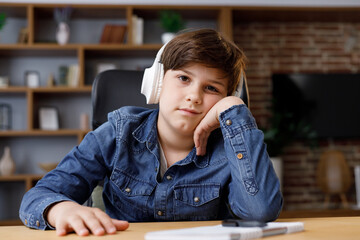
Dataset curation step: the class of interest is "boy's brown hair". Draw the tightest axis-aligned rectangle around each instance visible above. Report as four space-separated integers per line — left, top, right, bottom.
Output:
161 28 247 96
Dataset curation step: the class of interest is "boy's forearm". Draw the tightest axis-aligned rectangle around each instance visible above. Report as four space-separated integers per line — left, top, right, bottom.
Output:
219 105 283 221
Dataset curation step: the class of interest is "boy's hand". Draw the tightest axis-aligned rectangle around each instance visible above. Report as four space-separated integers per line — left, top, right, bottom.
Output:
194 96 244 156
46 201 129 236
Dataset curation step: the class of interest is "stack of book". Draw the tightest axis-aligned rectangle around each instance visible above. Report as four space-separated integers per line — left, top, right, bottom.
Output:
100 24 127 44
131 15 144 45
58 64 79 87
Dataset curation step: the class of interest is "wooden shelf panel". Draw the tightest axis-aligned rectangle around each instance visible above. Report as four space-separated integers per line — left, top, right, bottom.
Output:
0 129 89 137
0 46 77 57
0 86 92 93
30 86 92 93
0 87 28 93
0 174 43 182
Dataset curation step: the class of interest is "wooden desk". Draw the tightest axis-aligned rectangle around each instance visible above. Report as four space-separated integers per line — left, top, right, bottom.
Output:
1 217 359 240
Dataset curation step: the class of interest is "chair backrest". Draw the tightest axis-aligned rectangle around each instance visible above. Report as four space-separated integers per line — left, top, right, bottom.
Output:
91 69 157 130
91 69 250 130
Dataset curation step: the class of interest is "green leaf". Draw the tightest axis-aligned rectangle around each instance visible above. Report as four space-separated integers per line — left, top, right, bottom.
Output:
0 13 6 31
159 10 184 33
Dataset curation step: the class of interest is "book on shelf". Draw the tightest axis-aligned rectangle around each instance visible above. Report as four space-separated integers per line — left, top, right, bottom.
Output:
145 221 304 240
58 64 79 87
131 15 144 45
67 64 79 87
100 24 127 44
17 27 28 44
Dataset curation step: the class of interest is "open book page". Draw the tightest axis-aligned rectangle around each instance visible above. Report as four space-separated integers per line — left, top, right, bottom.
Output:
145 222 304 240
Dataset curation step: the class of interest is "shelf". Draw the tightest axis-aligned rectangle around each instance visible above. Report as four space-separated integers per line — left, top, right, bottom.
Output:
0 174 43 182
30 86 92 93
0 87 28 93
0 2 229 226
0 86 92 93
0 129 89 137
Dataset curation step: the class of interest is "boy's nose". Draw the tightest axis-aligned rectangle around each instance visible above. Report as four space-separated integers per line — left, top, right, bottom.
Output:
186 86 202 104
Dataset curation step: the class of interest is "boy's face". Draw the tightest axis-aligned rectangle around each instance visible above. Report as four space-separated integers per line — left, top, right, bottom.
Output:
157 63 228 138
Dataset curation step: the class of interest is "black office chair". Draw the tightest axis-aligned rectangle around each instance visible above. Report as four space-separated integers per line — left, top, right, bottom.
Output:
89 69 250 209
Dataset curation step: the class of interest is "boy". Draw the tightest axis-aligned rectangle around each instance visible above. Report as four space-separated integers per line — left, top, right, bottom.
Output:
20 29 283 236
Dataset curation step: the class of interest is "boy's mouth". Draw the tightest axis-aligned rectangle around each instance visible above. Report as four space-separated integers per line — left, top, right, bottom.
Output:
178 108 201 116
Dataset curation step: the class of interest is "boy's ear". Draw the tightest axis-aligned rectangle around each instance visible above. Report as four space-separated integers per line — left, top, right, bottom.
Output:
141 43 167 104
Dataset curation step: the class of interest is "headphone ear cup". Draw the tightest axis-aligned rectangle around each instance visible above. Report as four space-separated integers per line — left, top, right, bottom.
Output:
141 44 167 104
141 63 163 104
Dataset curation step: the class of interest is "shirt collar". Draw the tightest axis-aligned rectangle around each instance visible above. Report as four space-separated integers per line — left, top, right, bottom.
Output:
132 109 159 145
132 109 209 168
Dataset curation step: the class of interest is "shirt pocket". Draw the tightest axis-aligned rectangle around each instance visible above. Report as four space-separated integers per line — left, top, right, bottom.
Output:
173 183 221 221
110 167 155 220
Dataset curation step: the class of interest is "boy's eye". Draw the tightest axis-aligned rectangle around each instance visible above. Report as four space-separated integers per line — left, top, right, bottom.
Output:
206 85 219 93
178 75 189 82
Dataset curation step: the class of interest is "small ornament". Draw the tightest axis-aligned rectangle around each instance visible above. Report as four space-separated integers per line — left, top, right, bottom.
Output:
0 146 16 176
56 22 70 45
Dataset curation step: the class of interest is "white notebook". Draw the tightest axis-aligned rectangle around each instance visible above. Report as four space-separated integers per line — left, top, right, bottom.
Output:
145 222 304 240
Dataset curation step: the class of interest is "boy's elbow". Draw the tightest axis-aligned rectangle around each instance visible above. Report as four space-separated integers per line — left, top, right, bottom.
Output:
251 196 283 222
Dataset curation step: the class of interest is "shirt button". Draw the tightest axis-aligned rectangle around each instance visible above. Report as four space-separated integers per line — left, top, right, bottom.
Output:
194 197 200 203
157 210 163 216
166 175 172 180
237 153 243 159
125 187 131 193
36 220 40 227
226 119 232 126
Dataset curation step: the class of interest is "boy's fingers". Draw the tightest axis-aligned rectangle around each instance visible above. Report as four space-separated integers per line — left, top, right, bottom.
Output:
112 219 130 231
55 219 72 236
68 217 90 236
93 209 118 234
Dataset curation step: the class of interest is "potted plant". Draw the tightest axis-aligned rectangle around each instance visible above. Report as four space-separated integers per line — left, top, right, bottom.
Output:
0 13 6 34
159 10 184 43
262 99 317 189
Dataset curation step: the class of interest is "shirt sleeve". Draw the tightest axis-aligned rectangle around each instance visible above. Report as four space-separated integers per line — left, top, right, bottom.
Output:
19 120 116 230
218 104 283 222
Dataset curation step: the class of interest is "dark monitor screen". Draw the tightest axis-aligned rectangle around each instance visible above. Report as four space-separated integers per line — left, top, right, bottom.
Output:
272 73 360 139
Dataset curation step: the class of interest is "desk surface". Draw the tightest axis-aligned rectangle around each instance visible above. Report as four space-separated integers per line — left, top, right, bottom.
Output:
1 217 359 240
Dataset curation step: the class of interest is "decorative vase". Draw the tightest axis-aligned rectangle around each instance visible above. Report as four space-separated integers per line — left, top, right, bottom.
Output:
161 32 175 44
0 146 16 176
56 22 70 45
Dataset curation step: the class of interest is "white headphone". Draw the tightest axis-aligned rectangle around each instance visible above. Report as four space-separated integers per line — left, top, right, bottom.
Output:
141 43 244 104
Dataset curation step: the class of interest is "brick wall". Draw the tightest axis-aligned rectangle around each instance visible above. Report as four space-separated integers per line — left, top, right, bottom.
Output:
233 21 360 210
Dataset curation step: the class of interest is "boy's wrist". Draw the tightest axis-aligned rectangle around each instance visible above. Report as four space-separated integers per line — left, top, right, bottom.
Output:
45 200 73 228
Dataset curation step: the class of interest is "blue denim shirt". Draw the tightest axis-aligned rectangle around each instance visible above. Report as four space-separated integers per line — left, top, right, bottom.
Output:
19 104 282 230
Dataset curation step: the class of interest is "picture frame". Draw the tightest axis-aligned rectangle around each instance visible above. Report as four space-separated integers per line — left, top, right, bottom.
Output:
0 76 9 88
39 107 59 130
25 71 40 88
96 63 116 75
